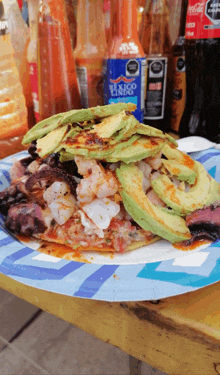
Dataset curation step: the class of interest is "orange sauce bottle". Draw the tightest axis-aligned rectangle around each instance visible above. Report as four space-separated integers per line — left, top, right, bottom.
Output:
74 0 107 108
103 0 146 122
38 0 81 121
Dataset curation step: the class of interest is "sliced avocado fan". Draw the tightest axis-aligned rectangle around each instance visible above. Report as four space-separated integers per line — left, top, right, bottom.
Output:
22 103 137 145
116 164 191 243
151 161 220 216
26 104 178 162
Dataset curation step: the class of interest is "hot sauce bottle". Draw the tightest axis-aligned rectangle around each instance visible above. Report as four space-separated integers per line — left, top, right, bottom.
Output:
139 0 173 130
104 0 146 122
74 0 107 108
170 0 188 133
27 0 39 123
38 0 81 121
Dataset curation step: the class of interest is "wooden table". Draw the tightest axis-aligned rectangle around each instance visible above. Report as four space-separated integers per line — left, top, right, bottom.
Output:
1 273 220 375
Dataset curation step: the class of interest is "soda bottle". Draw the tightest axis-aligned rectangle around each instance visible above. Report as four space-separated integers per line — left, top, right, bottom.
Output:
139 0 173 130
38 0 82 121
104 0 146 122
179 0 220 141
170 0 188 133
74 0 107 108
0 0 28 157
3 0 35 128
27 0 39 122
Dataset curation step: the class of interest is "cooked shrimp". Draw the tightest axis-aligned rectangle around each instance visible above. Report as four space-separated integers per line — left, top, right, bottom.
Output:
145 151 162 170
76 159 119 203
74 156 97 176
136 160 152 192
146 189 166 207
43 181 77 225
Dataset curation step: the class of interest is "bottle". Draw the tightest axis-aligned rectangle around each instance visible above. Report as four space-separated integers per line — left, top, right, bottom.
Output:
137 0 146 33
3 0 35 129
139 0 173 130
27 0 39 123
103 0 111 44
104 0 146 122
0 0 28 157
38 0 82 121
74 0 107 108
179 0 220 142
170 0 188 133
65 0 77 50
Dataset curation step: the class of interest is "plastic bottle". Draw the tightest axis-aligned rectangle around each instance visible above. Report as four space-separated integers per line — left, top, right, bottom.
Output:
3 0 35 128
74 0 107 108
38 0 82 121
27 0 39 123
104 0 146 122
139 0 173 130
179 0 220 142
170 0 188 133
0 0 28 157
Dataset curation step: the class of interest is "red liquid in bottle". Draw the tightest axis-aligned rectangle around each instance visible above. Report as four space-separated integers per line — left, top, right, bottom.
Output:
38 0 81 121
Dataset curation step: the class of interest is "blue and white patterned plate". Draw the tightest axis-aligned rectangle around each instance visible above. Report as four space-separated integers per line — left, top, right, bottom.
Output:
1 149 220 302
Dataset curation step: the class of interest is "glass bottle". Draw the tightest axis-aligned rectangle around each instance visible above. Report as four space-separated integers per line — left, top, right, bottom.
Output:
74 0 107 108
0 0 28 157
38 0 82 121
3 0 35 128
170 0 188 133
27 0 39 122
104 0 146 122
139 0 173 130
179 0 220 142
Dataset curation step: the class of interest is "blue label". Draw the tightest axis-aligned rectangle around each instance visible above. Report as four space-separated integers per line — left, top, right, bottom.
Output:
103 58 146 122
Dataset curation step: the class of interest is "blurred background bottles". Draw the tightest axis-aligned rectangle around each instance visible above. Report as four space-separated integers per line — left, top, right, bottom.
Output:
139 0 173 130
74 0 107 108
104 0 146 122
27 0 39 122
38 0 81 121
3 0 35 128
170 0 188 133
0 0 28 157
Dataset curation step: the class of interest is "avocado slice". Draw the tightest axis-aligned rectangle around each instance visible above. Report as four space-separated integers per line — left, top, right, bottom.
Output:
36 125 70 158
22 103 137 145
116 164 191 243
106 137 167 164
94 110 139 139
162 159 196 185
151 161 220 215
64 134 140 159
136 124 178 147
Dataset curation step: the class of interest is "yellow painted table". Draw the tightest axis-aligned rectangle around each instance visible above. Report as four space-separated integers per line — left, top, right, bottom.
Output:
1 273 220 375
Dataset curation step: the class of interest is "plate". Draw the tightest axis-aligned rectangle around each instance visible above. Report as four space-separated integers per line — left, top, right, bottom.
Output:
1 149 220 301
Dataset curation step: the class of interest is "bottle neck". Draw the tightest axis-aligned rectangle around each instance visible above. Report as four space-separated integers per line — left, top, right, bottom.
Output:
178 0 188 37
113 0 138 39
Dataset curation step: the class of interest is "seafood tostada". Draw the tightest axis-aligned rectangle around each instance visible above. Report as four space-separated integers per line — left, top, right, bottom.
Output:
1 103 220 257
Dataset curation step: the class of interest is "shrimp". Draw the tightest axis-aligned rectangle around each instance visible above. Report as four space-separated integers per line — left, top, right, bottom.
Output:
144 151 162 170
136 160 152 192
43 181 77 225
75 157 119 203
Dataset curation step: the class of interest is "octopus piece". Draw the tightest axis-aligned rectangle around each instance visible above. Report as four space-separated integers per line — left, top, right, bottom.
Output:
5 203 47 236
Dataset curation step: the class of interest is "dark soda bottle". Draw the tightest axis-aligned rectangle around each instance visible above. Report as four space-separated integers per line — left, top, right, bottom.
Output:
139 0 173 130
179 0 220 142
170 0 188 133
